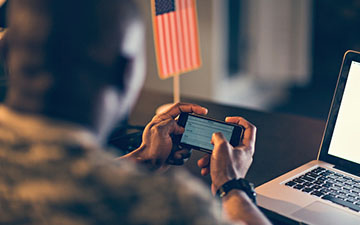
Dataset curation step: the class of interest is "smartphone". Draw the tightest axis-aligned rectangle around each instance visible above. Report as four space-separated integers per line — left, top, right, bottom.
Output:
175 113 245 154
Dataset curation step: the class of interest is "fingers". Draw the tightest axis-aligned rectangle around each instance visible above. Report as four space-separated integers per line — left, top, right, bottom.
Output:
172 123 185 135
225 116 254 129
162 103 208 118
174 149 191 160
167 157 185 166
154 118 184 136
167 147 192 166
225 117 256 148
197 154 210 168
197 154 211 176
201 167 210 176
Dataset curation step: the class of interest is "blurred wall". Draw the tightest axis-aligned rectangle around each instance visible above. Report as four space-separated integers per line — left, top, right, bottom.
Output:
135 0 312 111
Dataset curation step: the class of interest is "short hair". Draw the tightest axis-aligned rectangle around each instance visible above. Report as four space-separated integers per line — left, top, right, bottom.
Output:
8 0 139 74
5 0 141 111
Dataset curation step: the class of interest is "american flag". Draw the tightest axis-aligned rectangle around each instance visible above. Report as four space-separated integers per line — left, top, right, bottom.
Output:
152 0 201 79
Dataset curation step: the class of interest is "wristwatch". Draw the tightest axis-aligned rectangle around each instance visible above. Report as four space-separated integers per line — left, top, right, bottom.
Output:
216 178 257 204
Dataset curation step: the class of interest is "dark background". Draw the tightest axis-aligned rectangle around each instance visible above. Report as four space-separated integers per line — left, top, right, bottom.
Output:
1 0 360 120
274 0 360 120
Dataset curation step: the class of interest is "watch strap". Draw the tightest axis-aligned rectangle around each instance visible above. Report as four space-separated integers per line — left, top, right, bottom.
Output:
216 178 256 204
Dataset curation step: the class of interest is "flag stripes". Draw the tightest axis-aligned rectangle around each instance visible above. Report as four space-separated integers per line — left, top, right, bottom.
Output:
152 0 201 79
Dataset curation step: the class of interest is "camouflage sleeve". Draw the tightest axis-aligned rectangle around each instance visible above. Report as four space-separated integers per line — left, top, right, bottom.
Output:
93 159 235 225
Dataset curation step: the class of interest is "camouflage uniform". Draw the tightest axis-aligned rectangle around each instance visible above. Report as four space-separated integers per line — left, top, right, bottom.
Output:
0 106 230 225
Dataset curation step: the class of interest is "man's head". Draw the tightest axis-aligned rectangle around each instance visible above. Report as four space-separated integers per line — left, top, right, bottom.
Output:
3 0 145 140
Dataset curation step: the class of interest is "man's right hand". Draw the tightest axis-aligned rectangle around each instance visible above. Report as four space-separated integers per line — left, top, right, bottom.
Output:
197 117 256 195
197 117 272 225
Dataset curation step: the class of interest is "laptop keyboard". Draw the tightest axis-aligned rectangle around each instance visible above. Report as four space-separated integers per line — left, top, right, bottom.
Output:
285 167 360 212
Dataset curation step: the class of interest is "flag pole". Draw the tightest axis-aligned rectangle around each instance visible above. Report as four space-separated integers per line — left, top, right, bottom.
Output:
173 74 180 103
156 74 180 115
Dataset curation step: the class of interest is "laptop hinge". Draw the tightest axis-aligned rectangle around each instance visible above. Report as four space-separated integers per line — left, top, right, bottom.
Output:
334 165 360 177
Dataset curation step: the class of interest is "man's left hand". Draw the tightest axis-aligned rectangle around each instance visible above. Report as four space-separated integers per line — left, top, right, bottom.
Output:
122 103 208 170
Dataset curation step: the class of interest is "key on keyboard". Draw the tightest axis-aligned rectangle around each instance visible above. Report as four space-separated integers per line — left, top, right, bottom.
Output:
285 167 360 212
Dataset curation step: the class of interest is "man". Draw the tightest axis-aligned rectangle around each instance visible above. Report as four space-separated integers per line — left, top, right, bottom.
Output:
0 0 271 224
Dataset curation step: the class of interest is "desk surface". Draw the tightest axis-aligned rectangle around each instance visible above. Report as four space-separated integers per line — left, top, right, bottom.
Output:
129 89 326 187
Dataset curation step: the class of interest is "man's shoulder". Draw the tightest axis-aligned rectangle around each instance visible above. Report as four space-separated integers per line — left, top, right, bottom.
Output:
0 123 225 225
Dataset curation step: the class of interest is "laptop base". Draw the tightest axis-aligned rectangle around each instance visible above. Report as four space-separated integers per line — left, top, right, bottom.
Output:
256 160 360 225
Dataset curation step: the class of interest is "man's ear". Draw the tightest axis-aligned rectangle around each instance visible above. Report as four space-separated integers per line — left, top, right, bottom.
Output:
0 30 7 66
0 0 8 29
114 55 131 92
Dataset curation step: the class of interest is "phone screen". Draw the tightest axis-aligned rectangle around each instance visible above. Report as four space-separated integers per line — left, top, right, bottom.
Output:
180 114 235 150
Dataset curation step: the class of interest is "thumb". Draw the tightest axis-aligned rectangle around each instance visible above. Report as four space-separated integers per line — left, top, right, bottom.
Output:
161 119 184 135
211 132 226 144
171 123 185 135
211 132 228 157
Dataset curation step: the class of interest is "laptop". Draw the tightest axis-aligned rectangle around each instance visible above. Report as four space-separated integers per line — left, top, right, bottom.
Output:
256 50 360 225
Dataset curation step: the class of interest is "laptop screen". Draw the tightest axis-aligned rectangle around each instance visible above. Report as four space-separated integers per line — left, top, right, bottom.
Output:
319 51 360 173
328 61 360 164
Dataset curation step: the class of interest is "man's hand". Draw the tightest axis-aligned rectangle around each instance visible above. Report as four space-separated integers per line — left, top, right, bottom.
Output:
123 103 207 170
197 117 256 194
197 117 271 225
